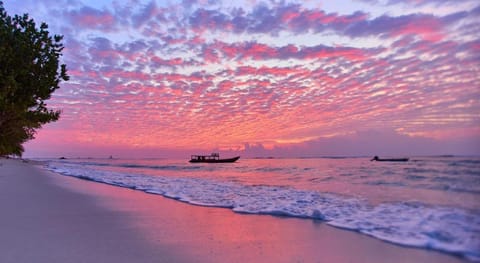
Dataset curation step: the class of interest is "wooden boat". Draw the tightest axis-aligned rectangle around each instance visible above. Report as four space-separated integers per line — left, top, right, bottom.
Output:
189 153 240 163
371 156 409 162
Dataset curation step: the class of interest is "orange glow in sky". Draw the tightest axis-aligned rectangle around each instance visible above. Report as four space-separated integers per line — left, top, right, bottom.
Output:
5 0 479 158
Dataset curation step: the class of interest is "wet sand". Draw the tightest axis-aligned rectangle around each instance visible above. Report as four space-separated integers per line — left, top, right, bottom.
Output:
0 159 467 262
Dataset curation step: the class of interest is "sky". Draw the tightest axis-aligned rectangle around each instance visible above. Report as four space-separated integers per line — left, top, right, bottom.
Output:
4 0 480 158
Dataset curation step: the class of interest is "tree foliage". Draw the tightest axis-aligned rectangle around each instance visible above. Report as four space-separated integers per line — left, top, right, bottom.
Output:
0 1 68 156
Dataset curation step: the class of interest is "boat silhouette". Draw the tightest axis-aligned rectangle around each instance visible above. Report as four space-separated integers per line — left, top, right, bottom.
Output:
189 153 240 163
371 156 409 162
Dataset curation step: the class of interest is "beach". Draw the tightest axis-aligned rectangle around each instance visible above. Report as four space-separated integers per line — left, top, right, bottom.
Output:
0 159 469 263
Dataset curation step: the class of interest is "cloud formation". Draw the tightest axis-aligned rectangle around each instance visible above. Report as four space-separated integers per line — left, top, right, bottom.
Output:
4 0 479 157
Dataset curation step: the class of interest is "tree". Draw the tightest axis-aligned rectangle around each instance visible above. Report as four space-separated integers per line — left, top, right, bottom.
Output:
0 1 68 156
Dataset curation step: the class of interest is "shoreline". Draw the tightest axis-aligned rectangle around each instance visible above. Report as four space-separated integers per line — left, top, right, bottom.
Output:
0 159 468 262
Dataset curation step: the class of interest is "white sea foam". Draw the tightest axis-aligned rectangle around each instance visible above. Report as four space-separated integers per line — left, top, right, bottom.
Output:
46 161 480 261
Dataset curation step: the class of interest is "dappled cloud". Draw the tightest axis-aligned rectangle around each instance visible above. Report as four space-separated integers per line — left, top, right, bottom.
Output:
5 0 479 156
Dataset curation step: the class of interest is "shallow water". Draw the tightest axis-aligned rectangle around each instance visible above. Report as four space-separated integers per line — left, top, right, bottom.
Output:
44 156 480 261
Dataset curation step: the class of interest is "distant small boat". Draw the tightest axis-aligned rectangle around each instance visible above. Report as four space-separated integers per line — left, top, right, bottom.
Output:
371 156 409 162
189 153 240 163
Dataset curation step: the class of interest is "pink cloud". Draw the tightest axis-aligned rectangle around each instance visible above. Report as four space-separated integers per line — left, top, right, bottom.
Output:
102 70 150 81
209 41 373 61
151 56 185 68
184 2 471 43
6 0 478 157
391 16 444 41
67 7 116 31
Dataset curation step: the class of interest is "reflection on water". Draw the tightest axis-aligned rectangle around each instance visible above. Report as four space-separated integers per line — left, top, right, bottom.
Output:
45 156 480 261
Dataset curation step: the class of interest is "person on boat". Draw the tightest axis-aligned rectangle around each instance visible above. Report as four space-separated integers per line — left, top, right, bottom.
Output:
371 156 379 161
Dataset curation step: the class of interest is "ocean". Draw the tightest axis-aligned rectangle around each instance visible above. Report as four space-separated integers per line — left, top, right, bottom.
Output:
44 156 480 261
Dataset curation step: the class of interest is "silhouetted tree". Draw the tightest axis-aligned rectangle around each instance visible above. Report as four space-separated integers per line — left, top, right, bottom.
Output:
0 1 68 156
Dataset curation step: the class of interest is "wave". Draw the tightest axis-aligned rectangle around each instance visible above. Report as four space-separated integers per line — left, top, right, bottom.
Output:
45 162 480 261
56 160 203 171
119 163 203 171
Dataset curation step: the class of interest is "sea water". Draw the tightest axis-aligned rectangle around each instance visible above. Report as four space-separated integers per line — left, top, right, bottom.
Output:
44 156 480 261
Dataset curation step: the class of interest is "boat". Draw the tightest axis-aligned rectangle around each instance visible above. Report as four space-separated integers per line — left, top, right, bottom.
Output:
371 156 409 162
189 153 240 163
